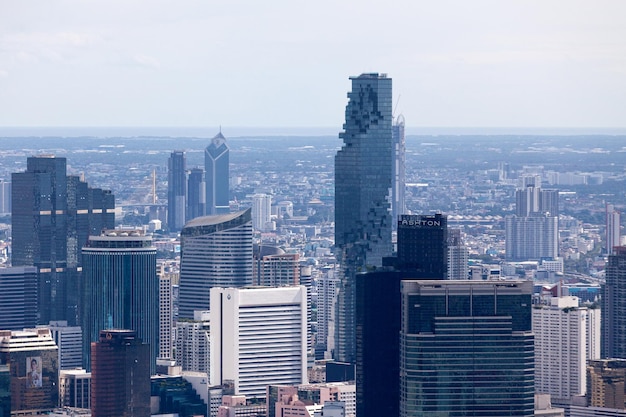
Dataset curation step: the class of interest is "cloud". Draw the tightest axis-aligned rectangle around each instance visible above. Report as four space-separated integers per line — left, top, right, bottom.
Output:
0 69 8 78
132 54 160 69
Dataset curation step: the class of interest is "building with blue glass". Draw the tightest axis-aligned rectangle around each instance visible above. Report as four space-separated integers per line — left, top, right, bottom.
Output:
168 150 187 231
399 280 534 417
186 167 205 222
334 73 393 363
81 230 158 373
178 209 253 318
205 131 229 215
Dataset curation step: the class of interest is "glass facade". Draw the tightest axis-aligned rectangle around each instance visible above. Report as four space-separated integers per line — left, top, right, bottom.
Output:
334 73 393 363
400 280 534 417
602 246 626 358
168 150 187 230
187 167 205 221
178 209 253 318
81 232 158 373
205 131 229 215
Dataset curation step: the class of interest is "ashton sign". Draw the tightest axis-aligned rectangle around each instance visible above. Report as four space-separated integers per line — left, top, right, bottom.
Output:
399 215 444 227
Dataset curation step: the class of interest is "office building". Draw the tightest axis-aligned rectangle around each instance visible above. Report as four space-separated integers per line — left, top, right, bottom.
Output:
81 230 158 372
607 203 621 255
205 131 230 215
0 266 38 330
391 114 406 230
447 228 469 280
59 368 91 409
168 150 187 231
315 268 339 358
90 329 150 417
587 359 626 409
210 286 308 398
0 180 9 214
178 209 253 318
176 311 210 373
399 280 534 417
252 193 272 231
267 382 355 417
187 167 205 221
334 73 393 363
356 214 448 417
48 320 83 370
533 296 589 402
603 246 626 359
0 328 59 414
253 245 300 286
11 155 114 325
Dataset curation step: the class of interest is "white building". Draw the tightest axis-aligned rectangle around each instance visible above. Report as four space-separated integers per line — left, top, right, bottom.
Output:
533 296 599 402
606 203 621 255
210 286 308 398
158 262 175 360
252 193 272 231
176 311 210 373
315 268 339 357
59 369 91 409
47 321 82 370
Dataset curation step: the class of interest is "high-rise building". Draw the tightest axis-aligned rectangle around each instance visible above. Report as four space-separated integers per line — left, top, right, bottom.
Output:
533 296 590 403
59 368 91 409
210 286 308 398
587 359 626 409
158 263 173 360
168 150 187 231
603 246 626 359
447 228 469 280
315 267 339 359
81 230 158 372
0 328 59 414
253 245 300 287
205 131 230 215
47 320 83 370
334 73 393 363
507 176 559 261
90 329 150 417
252 193 272 231
187 167 205 222
175 311 210 374
356 214 449 417
0 179 10 214
178 209 253 318
607 203 621 255
11 156 114 325
391 114 406 230
399 280 534 417
0 266 38 330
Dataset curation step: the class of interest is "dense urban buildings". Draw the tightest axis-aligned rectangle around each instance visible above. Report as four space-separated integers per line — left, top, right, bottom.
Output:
210 286 308 398
0 266 37 330
399 280 534 417
602 246 626 359
59 368 91 409
334 73 393 363
90 329 150 417
81 229 158 372
11 155 114 325
0 328 59 414
167 150 187 230
178 209 253 318
205 130 230 215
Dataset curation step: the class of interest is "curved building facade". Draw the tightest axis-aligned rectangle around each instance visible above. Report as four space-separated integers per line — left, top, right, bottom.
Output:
178 208 253 319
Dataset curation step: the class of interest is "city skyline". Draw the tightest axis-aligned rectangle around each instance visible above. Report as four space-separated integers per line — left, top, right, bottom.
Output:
1 1 626 129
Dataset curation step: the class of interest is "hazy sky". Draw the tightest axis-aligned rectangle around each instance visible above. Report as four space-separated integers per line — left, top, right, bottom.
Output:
1 1 625 129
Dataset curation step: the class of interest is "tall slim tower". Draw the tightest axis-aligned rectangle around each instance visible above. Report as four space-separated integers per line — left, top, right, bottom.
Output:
606 203 621 255
178 209 253 318
167 151 186 231
81 230 158 373
602 246 626 359
186 167 205 222
399 280 534 417
334 73 393 363
205 131 230 215
11 156 114 325
391 114 406 229
252 193 272 231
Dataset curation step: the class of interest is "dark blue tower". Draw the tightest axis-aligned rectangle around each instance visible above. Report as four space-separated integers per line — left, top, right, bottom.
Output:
204 131 229 215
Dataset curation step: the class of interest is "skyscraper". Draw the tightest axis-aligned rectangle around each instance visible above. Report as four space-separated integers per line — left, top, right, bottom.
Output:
334 73 393 363
607 203 621 255
396 213 448 277
205 131 229 215
168 150 187 231
210 286 308 398
11 155 114 325
186 167 205 222
90 329 150 417
602 246 626 359
399 280 534 417
447 228 469 280
81 230 158 372
0 266 38 330
252 193 272 231
391 114 406 230
178 209 253 318
48 320 83 370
